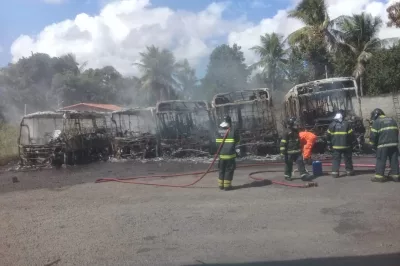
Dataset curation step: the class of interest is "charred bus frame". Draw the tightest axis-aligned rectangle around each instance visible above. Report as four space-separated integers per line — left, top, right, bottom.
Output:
155 100 214 157
283 77 365 152
111 107 158 159
18 111 113 167
211 88 279 156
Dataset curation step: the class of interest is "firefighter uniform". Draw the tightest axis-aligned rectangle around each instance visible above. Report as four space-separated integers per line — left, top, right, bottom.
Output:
280 122 311 181
216 123 240 190
370 113 399 182
326 115 354 177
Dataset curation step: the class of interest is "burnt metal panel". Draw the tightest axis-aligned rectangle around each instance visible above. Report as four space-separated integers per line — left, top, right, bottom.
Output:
18 111 113 168
111 107 157 159
283 77 365 153
211 89 279 156
155 100 214 157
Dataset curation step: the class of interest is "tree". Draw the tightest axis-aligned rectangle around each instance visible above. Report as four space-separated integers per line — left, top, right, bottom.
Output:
286 46 313 85
365 44 400 95
175 59 198 100
288 0 340 79
201 44 249 99
250 33 288 91
336 13 388 96
135 45 179 104
387 1 400 28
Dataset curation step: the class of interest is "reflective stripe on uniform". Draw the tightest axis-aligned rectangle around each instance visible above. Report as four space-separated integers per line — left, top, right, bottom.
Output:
390 174 399 178
348 129 353 134
287 150 301 154
329 131 349 135
331 172 339 175
378 126 398 132
219 154 236 159
216 138 235 143
280 147 286 151
371 128 378 132
333 146 350 149
375 174 384 178
218 179 223 184
280 139 287 143
377 143 398 148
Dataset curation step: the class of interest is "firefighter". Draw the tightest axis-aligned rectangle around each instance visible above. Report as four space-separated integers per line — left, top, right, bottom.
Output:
369 108 399 182
326 112 355 178
299 129 317 165
216 116 240 190
280 117 312 181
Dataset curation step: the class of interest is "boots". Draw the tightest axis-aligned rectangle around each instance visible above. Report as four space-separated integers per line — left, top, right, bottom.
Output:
284 175 292 181
331 172 339 178
371 176 388 183
301 173 313 181
346 171 355 176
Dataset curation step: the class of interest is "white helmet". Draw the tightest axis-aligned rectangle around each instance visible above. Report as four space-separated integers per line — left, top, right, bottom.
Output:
334 113 343 123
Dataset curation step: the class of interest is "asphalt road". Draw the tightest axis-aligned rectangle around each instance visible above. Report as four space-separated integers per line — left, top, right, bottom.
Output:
0 158 399 266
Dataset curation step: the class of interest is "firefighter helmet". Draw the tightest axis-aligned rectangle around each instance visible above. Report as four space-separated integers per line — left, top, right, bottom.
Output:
220 115 232 128
370 108 385 121
286 117 298 129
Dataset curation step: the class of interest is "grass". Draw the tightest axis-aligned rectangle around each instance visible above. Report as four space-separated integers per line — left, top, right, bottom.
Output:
0 124 19 166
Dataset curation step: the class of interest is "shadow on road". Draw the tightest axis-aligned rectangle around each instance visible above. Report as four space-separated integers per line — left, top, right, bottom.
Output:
232 179 272 190
187 252 400 266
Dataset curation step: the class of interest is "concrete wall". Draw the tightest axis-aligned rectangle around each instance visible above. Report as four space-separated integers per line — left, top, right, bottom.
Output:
352 93 399 120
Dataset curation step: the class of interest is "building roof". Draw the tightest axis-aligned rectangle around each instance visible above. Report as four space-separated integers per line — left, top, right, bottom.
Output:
60 103 122 111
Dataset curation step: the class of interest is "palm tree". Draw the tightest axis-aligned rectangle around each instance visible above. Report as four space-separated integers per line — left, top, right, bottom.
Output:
336 13 388 96
387 2 400 28
135 45 179 103
288 0 341 79
250 33 288 91
175 59 197 100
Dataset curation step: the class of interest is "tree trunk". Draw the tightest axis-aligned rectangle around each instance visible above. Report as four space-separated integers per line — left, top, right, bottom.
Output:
360 76 364 97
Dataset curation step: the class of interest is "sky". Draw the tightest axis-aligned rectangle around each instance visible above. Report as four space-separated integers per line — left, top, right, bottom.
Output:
1 0 400 77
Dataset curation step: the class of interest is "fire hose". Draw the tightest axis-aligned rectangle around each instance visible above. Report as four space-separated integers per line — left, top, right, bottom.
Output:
96 129 378 188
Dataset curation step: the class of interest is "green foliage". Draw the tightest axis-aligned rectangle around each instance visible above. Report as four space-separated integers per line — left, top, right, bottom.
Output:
0 123 18 165
201 44 249 100
175 59 198 100
135 45 179 104
335 12 385 96
250 33 288 91
287 0 338 79
387 2 400 28
365 44 400 95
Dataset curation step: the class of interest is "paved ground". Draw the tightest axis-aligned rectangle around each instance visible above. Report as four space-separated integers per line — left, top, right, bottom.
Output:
0 158 400 266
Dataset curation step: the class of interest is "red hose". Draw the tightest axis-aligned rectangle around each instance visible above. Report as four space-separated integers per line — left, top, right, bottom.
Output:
96 128 231 187
96 144 378 188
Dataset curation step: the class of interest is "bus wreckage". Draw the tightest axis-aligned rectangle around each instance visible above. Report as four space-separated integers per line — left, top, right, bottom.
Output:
211 88 279 156
155 100 214 157
18 111 113 167
283 77 365 153
111 107 157 159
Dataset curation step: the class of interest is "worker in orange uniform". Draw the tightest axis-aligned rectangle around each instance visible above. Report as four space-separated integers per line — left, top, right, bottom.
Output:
299 129 317 165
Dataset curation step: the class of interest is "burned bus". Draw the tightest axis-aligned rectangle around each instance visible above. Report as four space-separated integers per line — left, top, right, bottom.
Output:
18 111 113 167
111 107 157 159
283 77 365 152
211 88 279 156
18 111 64 167
155 100 214 157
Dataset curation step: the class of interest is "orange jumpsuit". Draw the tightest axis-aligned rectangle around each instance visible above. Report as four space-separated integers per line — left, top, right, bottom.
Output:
299 131 317 159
